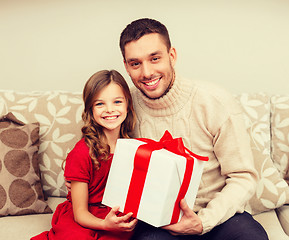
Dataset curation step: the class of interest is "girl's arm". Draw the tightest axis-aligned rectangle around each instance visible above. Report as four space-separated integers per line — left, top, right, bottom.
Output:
71 181 137 232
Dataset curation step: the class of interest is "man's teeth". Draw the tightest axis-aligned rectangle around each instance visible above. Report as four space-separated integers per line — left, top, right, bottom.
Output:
145 79 159 86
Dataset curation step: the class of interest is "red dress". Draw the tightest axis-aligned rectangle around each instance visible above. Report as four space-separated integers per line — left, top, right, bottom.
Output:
31 138 133 240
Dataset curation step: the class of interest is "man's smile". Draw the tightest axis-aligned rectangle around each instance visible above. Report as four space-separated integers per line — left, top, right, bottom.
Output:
142 77 161 89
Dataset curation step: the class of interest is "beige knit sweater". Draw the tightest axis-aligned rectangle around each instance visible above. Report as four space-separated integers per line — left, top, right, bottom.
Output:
130 74 258 234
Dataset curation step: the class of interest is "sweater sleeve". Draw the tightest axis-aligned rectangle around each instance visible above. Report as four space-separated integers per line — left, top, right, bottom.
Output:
197 103 258 234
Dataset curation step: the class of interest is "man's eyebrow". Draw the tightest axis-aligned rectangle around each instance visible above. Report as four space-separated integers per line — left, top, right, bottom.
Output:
150 51 162 56
126 51 162 63
126 58 138 63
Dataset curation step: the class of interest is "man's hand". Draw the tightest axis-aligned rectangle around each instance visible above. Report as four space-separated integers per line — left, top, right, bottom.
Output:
162 199 203 235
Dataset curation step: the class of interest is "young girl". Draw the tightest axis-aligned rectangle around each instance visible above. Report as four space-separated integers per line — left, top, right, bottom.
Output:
31 70 137 240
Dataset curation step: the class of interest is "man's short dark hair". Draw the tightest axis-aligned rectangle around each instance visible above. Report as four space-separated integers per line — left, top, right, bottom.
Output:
120 18 171 60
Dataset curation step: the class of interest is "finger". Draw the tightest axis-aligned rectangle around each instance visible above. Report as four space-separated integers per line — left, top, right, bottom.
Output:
162 221 180 232
107 206 120 218
118 212 134 222
111 206 120 213
121 218 138 232
180 199 188 209
180 199 195 216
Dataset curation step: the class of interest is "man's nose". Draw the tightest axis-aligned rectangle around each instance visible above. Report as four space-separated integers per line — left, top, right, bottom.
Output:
142 62 153 79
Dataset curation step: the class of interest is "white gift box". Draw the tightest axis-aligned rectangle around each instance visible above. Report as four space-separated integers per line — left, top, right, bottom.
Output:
102 134 207 227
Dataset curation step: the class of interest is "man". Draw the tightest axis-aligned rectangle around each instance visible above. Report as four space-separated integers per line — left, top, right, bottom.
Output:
120 18 268 239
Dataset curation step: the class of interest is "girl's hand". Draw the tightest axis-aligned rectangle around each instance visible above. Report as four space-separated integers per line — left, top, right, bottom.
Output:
103 206 138 232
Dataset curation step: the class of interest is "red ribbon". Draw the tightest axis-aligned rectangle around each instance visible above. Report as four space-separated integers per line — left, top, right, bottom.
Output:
123 131 209 224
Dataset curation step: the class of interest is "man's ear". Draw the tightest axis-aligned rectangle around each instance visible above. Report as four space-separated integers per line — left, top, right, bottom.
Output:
169 47 177 67
123 59 130 76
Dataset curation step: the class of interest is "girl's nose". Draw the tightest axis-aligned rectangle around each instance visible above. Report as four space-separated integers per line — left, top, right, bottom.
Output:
105 103 113 113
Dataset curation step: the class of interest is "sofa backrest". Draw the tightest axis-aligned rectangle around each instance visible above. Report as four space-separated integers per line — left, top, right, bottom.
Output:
1 90 289 215
0 91 83 197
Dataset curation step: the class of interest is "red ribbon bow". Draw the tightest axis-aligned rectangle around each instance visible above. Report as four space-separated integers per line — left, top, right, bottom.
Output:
123 131 208 225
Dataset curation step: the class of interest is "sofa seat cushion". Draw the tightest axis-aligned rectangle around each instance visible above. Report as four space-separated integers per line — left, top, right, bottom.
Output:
253 210 289 240
0 197 65 240
276 205 289 236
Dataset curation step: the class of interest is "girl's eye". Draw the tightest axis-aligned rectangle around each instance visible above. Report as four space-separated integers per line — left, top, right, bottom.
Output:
95 102 103 106
115 100 122 104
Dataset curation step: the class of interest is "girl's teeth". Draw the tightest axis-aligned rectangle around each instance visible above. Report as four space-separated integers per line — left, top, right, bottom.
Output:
105 116 117 120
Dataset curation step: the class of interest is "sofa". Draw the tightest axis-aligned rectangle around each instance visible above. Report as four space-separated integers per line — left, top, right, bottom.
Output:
0 90 289 240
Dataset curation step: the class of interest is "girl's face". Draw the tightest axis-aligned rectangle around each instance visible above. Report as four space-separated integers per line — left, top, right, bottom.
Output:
92 82 128 135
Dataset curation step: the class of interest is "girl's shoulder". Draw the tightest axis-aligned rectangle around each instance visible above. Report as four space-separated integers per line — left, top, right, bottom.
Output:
69 138 89 156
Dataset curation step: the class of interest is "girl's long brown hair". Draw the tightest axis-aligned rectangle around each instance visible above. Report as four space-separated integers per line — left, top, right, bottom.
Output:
81 70 135 170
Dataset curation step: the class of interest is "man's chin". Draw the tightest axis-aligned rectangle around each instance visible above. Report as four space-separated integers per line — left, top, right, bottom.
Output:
141 90 163 100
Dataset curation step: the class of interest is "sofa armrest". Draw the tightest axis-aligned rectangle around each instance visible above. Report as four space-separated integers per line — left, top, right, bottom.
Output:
276 205 289 236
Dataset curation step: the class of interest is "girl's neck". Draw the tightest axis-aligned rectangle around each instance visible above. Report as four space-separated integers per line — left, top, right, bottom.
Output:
103 128 120 154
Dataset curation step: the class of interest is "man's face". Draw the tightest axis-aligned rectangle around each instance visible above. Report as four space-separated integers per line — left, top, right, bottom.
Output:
124 33 177 99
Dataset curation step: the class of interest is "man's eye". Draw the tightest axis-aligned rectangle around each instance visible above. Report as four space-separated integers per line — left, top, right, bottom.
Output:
152 57 159 62
130 62 140 67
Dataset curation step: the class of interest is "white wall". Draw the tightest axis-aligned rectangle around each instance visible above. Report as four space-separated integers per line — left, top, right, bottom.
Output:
1 0 289 94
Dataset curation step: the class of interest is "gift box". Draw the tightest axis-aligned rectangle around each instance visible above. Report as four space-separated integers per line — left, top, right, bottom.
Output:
102 131 208 227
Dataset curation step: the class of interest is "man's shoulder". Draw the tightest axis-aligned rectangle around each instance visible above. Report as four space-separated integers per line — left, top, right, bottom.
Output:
192 79 235 103
187 78 241 115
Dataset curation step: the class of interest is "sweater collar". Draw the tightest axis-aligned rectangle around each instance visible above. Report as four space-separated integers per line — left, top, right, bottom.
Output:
134 74 194 116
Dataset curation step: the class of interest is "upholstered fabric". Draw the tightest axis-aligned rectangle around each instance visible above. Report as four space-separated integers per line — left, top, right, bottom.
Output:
0 197 65 240
236 93 289 214
0 91 83 197
0 112 51 216
0 90 288 239
253 210 289 240
271 95 289 183
276 205 289 236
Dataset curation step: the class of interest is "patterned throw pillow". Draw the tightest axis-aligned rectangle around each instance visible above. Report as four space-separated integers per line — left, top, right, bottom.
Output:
0 112 52 216
236 93 289 215
0 91 83 197
271 95 289 184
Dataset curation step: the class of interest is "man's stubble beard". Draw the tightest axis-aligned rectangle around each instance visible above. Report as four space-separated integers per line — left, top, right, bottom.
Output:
141 68 175 100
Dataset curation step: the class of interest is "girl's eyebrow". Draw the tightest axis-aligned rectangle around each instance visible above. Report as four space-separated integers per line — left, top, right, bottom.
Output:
93 96 125 102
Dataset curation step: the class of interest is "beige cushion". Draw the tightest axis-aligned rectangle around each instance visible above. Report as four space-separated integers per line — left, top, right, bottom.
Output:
0 112 52 216
0 91 83 197
271 95 289 183
276 205 289 236
0 197 65 240
236 93 289 214
253 210 289 240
